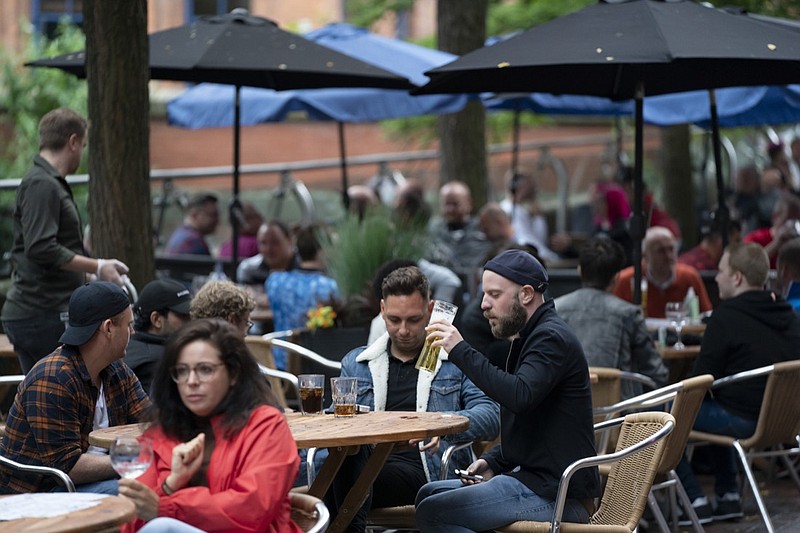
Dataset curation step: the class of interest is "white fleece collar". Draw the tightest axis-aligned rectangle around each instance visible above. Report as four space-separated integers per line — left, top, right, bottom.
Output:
355 333 449 412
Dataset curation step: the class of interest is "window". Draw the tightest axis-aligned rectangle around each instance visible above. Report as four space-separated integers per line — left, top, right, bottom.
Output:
32 0 83 40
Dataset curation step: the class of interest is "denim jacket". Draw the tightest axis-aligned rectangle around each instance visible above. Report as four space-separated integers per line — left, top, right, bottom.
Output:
341 333 500 482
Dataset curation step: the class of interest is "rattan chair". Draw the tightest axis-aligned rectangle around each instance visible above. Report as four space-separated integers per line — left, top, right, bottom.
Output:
688 360 800 533
593 374 714 533
245 335 299 409
0 453 76 492
495 412 675 533
590 367 658 453
290 491 330 533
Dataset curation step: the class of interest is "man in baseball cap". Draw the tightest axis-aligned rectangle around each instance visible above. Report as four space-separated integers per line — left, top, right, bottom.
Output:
415 249 600 530
0 281 149 494
124 278 192 395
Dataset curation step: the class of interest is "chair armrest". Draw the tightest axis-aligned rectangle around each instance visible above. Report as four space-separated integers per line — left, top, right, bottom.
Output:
547 416 675 533
258 364 301 401
710 364 774 389
618 370 658 391
440 440 475 479
0 454 76 492
268 338 342 371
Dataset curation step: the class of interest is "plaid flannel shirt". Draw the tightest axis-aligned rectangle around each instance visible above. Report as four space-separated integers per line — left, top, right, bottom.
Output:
0 345 149 493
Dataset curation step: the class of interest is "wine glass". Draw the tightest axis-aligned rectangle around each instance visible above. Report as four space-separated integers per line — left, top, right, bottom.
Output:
110 437 153 479
665 301 687 350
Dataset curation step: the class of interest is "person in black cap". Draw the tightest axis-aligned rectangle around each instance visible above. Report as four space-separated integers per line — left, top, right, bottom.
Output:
0 281 149 494
415 249 600 531
125 278 192 395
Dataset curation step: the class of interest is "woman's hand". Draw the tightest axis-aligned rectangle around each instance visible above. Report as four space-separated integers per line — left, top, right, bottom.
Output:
167 433 205 491
119 478 159 522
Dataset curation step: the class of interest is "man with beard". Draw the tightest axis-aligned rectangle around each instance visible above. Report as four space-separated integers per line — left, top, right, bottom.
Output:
415 249 600 531
322 266 499 532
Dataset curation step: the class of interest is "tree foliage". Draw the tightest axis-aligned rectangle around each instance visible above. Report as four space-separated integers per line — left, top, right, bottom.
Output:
0 20 87 180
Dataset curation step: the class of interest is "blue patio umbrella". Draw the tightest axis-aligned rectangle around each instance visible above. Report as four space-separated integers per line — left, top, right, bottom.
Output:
168 22 469 210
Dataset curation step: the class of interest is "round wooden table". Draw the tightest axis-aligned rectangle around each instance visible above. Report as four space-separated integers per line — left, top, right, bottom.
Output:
0 494 135 532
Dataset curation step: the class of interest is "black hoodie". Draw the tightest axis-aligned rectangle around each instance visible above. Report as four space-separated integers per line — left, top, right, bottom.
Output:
693 290 800 420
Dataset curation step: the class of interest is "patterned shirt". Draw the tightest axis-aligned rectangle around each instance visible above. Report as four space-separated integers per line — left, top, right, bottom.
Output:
0 346 149 493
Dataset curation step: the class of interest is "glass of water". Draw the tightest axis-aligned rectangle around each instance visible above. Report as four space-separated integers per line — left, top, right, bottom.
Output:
110 436 153 479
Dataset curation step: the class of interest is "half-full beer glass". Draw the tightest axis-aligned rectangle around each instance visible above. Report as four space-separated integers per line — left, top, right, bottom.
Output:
415 300 458 373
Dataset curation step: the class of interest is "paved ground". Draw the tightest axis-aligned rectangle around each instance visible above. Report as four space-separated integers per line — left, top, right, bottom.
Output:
649 469 799 532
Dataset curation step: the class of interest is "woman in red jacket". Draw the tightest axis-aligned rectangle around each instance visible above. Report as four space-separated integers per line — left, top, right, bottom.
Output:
119 319 302 533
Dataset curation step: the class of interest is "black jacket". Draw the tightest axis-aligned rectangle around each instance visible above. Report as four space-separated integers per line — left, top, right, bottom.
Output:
693 290 800 420
124 331 167 396
449 299 600 500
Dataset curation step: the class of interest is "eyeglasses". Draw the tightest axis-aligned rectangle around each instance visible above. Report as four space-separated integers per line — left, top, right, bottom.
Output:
246 320 254 332
170 362 225 383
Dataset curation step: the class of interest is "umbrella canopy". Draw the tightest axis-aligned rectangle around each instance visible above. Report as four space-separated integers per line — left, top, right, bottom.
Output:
419 0 800 304
27 10 412 272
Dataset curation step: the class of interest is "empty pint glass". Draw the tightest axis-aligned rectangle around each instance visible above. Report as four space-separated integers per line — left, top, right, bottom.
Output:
415 300 458 373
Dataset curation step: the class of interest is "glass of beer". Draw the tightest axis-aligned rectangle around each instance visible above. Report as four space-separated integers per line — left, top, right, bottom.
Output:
331 377 358 418
298 374 324 415
415 300 459 373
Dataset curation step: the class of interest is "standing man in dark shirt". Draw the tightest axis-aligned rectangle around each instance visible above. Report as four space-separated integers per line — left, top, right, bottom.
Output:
1 108 129 374
417 250 600 531
124 278 192 395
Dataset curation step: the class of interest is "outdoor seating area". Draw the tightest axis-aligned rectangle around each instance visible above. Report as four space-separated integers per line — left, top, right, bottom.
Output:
3 1 800 533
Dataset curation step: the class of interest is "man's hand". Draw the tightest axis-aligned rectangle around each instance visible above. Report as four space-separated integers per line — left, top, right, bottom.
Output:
96 258 130 287
460 458 494 485
426 322 464 353
410 436 441 455
167 433 205 491
119 478 159 521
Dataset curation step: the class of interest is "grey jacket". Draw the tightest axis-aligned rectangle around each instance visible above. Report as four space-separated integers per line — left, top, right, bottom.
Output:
555 288 668 398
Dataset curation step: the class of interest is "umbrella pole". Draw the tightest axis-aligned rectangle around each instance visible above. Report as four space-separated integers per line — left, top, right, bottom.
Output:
708 89 730 246
338 121 351 212
631 82 645 306
231 84 242 276
511 106 521 175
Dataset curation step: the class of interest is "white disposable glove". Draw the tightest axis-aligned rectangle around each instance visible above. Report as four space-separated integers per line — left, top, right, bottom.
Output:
96 258 130 287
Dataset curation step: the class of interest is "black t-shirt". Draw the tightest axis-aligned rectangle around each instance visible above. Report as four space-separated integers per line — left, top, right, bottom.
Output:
386 347 424 463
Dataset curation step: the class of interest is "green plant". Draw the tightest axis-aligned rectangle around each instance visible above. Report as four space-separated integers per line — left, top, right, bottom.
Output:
319 207 429 299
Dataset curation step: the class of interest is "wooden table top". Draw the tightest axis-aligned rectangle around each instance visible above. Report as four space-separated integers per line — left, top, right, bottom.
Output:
89 411 470 450
659 344 701 360
0 334 16 358
646 319 706 336
0 494 135 533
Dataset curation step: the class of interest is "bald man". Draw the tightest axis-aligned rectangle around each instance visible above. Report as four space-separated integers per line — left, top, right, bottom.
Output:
427 181 492 271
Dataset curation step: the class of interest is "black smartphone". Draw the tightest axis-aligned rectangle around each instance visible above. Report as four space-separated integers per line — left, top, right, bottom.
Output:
454 469 483 482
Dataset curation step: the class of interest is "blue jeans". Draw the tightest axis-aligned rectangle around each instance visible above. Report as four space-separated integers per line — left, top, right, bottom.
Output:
676 398 757 501
415 475 589 532
3 312 67 374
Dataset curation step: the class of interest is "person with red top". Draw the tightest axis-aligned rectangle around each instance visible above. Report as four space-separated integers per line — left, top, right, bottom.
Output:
119 319 301 533
621 166 682 241
743 191 800 268
678 214 725 272
614 227 712 318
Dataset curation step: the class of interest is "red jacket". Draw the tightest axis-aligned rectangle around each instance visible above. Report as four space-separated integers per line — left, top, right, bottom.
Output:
122 405 302 533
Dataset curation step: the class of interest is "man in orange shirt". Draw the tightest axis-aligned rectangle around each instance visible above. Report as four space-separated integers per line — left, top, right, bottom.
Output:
614 227 712 318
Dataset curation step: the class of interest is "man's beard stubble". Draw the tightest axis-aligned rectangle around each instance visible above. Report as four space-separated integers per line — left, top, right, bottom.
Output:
487 294 527 339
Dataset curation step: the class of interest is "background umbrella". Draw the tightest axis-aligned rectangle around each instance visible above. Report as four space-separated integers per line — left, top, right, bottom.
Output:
167 22 469 210
27 9 412 270
420 0 800 304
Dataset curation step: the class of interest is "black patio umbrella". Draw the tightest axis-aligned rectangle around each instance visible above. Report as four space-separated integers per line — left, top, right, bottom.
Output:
418 0 800 304
27 8 412 270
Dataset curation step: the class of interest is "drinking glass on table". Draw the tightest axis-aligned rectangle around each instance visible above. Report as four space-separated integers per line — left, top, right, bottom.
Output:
110 437 153 479
416 300 459 373
665 301 687 350
331 377 357 418
298 374 324 415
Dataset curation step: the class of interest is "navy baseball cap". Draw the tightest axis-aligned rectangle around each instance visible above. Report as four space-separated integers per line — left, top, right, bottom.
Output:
135 278 192 318
484 249 549 293
59 282 131 346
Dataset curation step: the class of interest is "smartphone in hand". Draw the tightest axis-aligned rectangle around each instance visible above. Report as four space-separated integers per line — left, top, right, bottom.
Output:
455 469 483 482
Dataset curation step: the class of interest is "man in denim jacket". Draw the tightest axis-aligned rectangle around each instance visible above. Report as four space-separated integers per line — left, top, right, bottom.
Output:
324 266 499 532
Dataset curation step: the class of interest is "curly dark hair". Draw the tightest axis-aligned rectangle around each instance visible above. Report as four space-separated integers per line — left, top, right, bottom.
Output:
150 318 281 442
